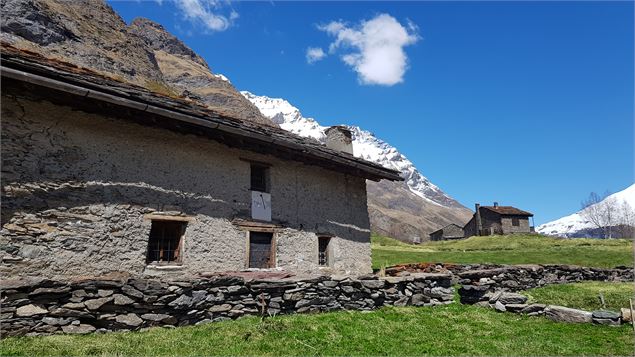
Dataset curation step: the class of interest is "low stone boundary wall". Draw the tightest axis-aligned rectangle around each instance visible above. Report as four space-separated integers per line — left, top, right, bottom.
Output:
386 263 632 301
453 264 633 292
452 264 632 304
1 273 454 337
464 290 629 326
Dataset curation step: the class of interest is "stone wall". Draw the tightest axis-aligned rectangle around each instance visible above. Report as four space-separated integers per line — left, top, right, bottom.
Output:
450 264 633 304
0 273 454 337
1 94 372 278
463 209 532 237
500 216 531 234
429 224 464 241
383 263 633 304
465 290 627 326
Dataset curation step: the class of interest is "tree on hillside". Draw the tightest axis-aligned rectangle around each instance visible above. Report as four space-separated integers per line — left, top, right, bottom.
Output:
616 201 635 239
580 191 617 239
581 191 635 239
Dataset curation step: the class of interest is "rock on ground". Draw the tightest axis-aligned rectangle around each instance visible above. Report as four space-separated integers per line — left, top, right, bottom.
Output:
545 305 592 323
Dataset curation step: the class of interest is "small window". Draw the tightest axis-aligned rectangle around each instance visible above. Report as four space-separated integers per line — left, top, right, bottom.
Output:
250 164 269 193
318 237 331 266
512 217 520 227
146 220 186 265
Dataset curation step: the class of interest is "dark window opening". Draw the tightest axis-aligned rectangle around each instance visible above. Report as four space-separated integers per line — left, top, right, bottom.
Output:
250 164 269 193
146 220 186 264
249 232 273 268
512 218 520 227
318 237 331 266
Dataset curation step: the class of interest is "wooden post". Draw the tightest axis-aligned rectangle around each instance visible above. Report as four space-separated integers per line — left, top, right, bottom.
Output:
630 298 634 332
598 292 605 309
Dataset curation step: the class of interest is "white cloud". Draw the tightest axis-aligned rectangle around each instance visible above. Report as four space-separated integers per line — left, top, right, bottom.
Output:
317 14 419 86
306 47 326 64
174 0 237 32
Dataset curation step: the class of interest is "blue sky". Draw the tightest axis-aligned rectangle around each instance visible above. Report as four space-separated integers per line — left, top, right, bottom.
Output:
110 1 634 225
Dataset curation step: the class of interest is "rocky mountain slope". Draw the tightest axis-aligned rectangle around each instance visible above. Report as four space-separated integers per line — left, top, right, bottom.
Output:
537 183 635 237
1 0 162 86
1 0 471 242
127 18 271 125
0 0 271 125
243 92 473 242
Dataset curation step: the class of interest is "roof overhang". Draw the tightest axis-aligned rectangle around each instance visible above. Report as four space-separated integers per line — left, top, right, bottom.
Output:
0 45 403 182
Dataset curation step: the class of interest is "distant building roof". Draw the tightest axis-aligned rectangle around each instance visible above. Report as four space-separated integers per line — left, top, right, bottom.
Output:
481 206 533 216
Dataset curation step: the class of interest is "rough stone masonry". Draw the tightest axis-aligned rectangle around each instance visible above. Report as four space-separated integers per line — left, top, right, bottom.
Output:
1 273 454 337
1 94 373 278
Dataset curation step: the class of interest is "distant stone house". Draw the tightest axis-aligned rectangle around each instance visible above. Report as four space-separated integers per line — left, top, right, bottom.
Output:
0 45 402 279
463 203 534 238
429 224 465 241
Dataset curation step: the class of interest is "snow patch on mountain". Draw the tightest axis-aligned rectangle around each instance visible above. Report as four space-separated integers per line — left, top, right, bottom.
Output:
212 74 230 83
241 91 464 208
537 183 635 237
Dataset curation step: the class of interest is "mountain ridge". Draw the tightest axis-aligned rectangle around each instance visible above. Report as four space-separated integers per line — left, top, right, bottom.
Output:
537 183 635 237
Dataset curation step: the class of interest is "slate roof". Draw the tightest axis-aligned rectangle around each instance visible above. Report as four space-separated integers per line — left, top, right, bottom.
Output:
481 206 533 217
0 43 403 182
430 223 465 236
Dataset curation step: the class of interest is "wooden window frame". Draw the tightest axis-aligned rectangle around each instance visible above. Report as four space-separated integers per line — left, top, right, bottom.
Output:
145 219 187 266
511 217 520 227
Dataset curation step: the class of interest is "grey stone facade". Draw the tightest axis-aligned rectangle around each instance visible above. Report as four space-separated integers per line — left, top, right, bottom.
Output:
499 216 531 234
463 204 533 238
429 224 464 241
1 95 374 279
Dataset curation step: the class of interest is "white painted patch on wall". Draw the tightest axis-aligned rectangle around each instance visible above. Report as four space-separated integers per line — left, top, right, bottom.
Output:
251 191 271 221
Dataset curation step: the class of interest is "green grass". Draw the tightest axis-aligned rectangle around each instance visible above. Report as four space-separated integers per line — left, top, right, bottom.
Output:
371 233 634 269
522 281 635 311
1 304 633 356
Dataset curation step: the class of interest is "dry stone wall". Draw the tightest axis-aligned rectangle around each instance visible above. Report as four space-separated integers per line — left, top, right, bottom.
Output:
386 263 632 300
386 262 633 326
1 273 454 337
466 290 626 326
451 264 633 303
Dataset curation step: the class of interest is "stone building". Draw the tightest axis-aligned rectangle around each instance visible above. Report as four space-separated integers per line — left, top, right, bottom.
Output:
429 224 465 241
463 203 534 238
0 46 402 280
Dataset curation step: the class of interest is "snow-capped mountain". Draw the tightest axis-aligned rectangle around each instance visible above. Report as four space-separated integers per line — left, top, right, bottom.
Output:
537 184 635 237
242 91 464 209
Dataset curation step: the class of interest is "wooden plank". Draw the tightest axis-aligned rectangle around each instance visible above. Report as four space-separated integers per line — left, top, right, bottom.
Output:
144 214 194 222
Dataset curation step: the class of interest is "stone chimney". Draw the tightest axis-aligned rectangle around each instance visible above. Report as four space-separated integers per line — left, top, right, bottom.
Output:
475 203 483 236
324 126 353 155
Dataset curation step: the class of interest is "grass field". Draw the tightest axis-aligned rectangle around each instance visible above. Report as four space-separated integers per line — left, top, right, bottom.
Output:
1 304 633 357
522 281 634 311
371 233 634 269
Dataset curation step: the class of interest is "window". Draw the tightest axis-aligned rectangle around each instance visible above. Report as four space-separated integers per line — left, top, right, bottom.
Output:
249 232 274 268
512 217 520 227
318 237 331 266
250 164 269 193
146 220 186 265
